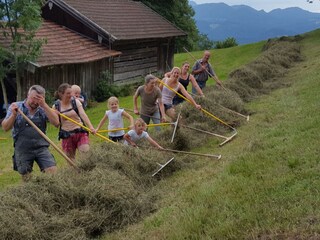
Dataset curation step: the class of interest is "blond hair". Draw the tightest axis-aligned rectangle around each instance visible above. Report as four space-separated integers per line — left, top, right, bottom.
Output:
71 84 81 94
170 66 181 74
134 118 146 128
107 96 119 106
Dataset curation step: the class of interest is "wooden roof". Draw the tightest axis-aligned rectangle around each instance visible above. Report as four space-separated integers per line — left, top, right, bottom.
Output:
47 0 186 41
0 20 121 67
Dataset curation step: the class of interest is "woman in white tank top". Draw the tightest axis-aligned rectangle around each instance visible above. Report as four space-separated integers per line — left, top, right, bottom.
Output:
160 67 201 121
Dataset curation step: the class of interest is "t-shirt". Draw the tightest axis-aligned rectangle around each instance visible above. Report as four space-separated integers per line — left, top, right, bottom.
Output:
124 129 149 145
192 60 215 82
106 109 124 137
135 86 162 115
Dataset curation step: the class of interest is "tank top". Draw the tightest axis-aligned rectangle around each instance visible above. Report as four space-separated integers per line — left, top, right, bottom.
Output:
179 74 190 90
162 78 181 105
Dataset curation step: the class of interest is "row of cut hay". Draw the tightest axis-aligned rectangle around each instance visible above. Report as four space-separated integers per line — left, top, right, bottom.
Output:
0 144 187 239
153 38 302 150
225 40 302 102
0 38 303 240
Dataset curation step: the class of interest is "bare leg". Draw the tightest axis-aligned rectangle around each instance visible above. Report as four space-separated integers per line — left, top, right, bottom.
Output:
44 166 57 174
165 108 176 122
78 144 90 153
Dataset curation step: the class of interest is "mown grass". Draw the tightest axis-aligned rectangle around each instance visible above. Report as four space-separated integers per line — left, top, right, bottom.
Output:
0 41 265 188
104 30 320 239
0 29 319 239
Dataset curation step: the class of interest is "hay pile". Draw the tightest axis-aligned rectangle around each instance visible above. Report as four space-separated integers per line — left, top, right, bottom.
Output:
226 38 302 102
0 144 187 239
0 37 303 239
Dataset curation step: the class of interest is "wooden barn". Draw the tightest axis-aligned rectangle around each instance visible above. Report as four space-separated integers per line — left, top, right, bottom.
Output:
42 0 186 83
0 0 185 106
0 20 120 102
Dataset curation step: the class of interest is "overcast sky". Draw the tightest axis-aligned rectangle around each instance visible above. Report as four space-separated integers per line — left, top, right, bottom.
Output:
192 0 320 13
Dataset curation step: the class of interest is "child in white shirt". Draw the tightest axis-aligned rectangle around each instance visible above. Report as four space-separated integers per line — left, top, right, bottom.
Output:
124 118 163 149
95 96 134 142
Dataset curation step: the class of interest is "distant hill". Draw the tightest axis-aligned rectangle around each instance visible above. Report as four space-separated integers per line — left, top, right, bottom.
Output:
191 2 320 44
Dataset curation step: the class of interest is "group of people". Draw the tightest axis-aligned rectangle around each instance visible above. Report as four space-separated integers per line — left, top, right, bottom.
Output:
1 50 221 181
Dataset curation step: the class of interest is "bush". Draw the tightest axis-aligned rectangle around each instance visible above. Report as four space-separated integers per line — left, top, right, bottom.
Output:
93 71 121 102
215 37 238 49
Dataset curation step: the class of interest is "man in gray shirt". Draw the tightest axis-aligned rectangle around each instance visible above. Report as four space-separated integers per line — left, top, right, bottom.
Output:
192 50 222 93
2 85 59 181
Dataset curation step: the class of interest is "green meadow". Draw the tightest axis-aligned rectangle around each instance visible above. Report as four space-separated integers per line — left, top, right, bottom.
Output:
0 29 319 239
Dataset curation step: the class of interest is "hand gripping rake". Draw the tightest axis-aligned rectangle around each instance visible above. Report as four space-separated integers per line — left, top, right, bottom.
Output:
125 109 235 146
157 79 237 145
18 109 79 170
53 110 115 144
183 47 228 91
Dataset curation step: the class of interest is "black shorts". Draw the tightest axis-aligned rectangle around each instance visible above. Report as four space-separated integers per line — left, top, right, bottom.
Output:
109 135 124 142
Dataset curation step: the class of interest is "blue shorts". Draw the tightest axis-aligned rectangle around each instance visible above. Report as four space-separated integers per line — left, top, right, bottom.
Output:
13 146 56 175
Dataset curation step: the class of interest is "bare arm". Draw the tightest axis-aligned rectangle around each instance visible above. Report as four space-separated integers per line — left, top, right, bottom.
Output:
211 74 222 86
37 95 59 127
192 62 205 75
164 71 171 78
159 79 165 91
122 111 134 129
95 115 108 132
146 135 163 149
123 133 137 147
1 103 18 131
77 100 94 132
180 86 201 110
189 74 204 96
133 89 140 115
157 98 166 122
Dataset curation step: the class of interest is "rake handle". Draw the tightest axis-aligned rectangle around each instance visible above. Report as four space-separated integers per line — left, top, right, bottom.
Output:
160 148 221 159
17 109 79 170
182 47 227 91
55 110 115 144
157 79 235 130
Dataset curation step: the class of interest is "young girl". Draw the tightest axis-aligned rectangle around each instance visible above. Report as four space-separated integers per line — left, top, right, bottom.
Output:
123 118 163 149
95 96 134 142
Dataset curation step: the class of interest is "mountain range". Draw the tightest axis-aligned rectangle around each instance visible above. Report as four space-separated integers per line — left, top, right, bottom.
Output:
190 1 320 44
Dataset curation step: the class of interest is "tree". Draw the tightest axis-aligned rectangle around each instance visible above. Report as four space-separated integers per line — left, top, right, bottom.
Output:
0 0 44 101
196 33 214 51
215 37 238 49
139 0 200 52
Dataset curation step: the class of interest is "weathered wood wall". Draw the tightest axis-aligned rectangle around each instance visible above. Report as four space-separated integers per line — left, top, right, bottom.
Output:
23 58 111 98
112 38 175 84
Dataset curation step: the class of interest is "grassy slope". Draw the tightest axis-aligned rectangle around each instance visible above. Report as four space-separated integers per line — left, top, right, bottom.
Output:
0 42 264 189
0 30 319 239
105 30 320 239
